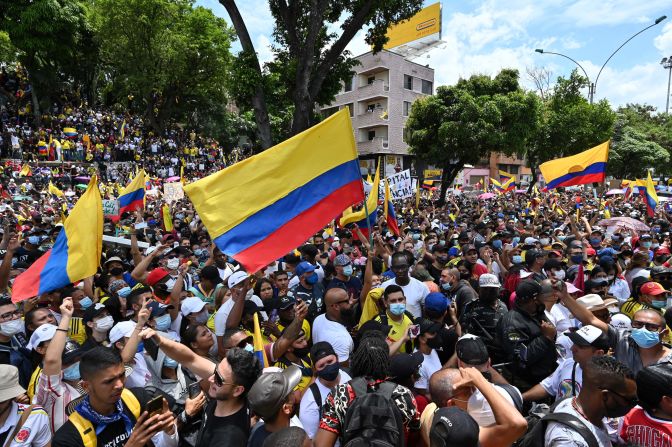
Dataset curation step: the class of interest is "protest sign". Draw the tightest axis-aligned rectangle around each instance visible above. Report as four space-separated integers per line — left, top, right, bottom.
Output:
387 169 414 200
102 199 119 217
163 182 184 204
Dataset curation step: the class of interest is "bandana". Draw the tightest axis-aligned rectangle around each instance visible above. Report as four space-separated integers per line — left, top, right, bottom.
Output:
75 394 134 436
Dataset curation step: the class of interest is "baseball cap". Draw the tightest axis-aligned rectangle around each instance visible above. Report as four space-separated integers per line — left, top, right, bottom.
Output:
26 323 57 350
295 261 316 277
180 297 206 317
524 237 539 246
430 407 480 447
515 280 542 302
278 295 296 310
358 319 392 337
478 274 500 288
334 254 351 266
415 317 441 335
248 365 302 419
109 321 137 344
462 244 477 254
83 302 108 323
227 271 249 289
147 301 173 318
146 268 170 286
390 351 424 379
610 313 632 330
576 294 618 312
62 340 85 365
565 325 610 350
0 365 26 402
104 256 124 265
425 292 449 313
310 342 336 364
456 334 489 365
640 281 668 296
243 300 262 315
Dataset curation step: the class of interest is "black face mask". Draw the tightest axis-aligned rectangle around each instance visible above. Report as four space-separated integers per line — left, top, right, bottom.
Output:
109 267 123 276
293 346 310 358
426 333 443 349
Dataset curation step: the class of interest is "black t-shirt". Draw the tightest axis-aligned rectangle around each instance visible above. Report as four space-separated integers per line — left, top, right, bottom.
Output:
13 246 40 265
326 276 362 299
196 400 249 447
52 387 161 447
0 340 10 365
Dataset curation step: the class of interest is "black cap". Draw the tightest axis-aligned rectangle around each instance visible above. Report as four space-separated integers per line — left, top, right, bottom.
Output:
242 300 262 315
515 280 542 302
415 317 441 335
278 295 296 310
525 249 547 264
389 351 424 379
430 407 480 447
83 302 108 323
62 340 84 365
310 341 336 363
358 319 392 337
456 335 489 365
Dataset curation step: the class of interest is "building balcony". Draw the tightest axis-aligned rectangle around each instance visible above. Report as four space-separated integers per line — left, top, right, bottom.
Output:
357 80 389 100
355 111 389 128
356 137 389 155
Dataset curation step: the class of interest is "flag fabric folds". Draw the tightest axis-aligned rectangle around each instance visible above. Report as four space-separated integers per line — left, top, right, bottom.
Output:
491 178 514 194
339 162 380 228
118 169 146 216
540 141 610 189
19 164 32 177
384 179 400 236
48 181 64 198
184 109 364 273
12 176 103 302
499 170 514 184
161 204 173 232
253 313 269 368
119 120 126 140
645 171 659 217
63 127 77 138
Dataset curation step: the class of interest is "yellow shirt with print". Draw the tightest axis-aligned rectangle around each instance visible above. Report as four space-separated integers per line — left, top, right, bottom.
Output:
277 319 311 343
276 356 312 393
374 312 413 353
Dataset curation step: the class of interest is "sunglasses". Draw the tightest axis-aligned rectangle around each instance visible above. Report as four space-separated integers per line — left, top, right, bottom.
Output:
602 388 639 407
213 364 239 388
631 320 663 331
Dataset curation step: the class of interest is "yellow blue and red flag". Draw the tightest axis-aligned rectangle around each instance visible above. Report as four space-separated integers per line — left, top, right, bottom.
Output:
63 127 77 138
645 171 659 217
384 178 400 236
19 164 32 177
117 169 146 217
340 161 380 239
540 141 609 189
161 204 173 232
12 176 103 302
119 119 126 140
253 312 269 368
184 109 364 273
491 177 515 194
499 170 514 184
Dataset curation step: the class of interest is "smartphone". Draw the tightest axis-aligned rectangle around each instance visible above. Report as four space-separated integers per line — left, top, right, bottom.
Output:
146 395 164 418
144 337 159 361
188 382 201 399
408 324 420 339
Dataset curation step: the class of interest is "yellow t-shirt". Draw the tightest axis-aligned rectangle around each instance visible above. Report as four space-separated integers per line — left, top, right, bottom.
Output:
374 312 413 353
27 365 42 401
277 320 311 343
68 317 87 346
276 356 312 392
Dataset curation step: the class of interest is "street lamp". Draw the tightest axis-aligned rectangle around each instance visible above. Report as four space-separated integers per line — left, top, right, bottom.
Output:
536 15 667 104
662 56 672 115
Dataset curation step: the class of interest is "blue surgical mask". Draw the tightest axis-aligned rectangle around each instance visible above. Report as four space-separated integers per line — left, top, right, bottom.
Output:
652 300 667 309
342 265 353 277
512 237 520 246
78 297 93 310
492 240 503 250
175 213 185 220
512 255 523 264
28 236 40 245
412 233 420 241
244 343 254 353
63 362 81 381
306 272 318 285
117 287 132 299
163 356 178 369
154 314 172 332
642 242 652 249
589 238 601 247
389 302 406 316
571 254 584 264
630 327 660 348
441 282 451 291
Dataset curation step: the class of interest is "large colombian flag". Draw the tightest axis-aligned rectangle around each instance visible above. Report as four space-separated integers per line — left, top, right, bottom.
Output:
117 169 146 217
645 171 659 217
499 170 514 184
185 109 364 273
340 160 380 239
12 176 103 302
540 141 609 190
384 178 400 236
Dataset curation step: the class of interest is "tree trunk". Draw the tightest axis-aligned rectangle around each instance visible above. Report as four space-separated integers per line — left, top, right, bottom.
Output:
437 164 462 206
23 62 42 127
527 163 538 194
219 0 273 151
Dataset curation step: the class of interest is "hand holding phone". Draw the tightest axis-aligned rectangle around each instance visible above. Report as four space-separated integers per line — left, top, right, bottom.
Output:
145 395 164 418
408 324 420 339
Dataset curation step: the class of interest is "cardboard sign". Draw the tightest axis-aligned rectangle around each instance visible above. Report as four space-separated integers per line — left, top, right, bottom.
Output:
163 182 184 204
387 169 414 200
102 235 149 249
102 199 119 217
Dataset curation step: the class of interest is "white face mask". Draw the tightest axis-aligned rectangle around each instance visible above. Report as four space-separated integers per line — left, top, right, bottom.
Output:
166 258 180 270
0 319 23 337
553 269 566 281
94 315 114 332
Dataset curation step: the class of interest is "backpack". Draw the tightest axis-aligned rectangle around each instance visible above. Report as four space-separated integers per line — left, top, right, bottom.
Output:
513 398 599 447
342 378 405 447
69 389 141 447
309 383 323 420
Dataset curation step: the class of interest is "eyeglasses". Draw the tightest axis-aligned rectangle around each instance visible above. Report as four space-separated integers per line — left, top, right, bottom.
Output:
0 310 21 321
213 365 239 388
631 320 663 331
601 388 639 407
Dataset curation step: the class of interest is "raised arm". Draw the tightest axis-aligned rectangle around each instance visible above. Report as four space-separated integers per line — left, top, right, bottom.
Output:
43 298 74 376
140 327 215 379
120 297 150 363
555 281 608 333
271 300 308 361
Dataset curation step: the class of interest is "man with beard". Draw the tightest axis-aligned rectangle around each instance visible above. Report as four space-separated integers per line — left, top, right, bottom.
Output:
139 329 262 447
312 288 355 366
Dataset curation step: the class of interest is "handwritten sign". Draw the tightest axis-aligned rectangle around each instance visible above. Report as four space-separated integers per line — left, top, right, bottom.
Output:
163 182 184 204
387 169 414 200
102 199 119 217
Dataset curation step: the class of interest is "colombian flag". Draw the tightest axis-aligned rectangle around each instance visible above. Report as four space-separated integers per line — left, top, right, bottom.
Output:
119 120 126 140
499 170 514 184
384 179 400 236
645 171 659 217
117 169 146 217
63 127 77 138
161 204 173 232
340 160 379 228
185 109 364 273
12 176 103 302
540 141 609 189
19 164 32 177
48 181 64 198
37 140 48 156
252 313 269 368
491 177 515 194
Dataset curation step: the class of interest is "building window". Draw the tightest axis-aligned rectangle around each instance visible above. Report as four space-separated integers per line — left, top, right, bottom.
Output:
368 130 376 141
343 103 354 117
322 106 339 119
403 101 411 117
421 79 433 94
367 76 375 85
404 74 413 90
344 77 353 92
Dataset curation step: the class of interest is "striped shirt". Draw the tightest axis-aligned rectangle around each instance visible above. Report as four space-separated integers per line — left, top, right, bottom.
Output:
33 372 82 433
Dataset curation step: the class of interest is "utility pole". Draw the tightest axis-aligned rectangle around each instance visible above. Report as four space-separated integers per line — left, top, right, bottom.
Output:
662 56 672 114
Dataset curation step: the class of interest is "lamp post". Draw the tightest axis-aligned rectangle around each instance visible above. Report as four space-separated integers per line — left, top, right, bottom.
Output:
662 56 672 115
536 15 667 104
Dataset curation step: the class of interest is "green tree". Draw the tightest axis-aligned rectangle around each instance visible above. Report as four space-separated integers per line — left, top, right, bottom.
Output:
220 0 424 150
405 69 541 205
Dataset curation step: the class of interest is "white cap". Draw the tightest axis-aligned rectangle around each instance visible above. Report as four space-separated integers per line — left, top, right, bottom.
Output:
524 237 539 245
180 297 206 317
520 270 534 279
478 274 501 288
109 321 137 344
565 282 580 294
610 313 632 331
227 271 248 289
26 324 57 350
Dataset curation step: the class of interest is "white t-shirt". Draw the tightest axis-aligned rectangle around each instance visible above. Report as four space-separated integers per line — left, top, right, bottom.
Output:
126 352 153 388
549 303 574 333
0 402 51 447
312 315 354 363
214 298 235 337
299 370 352 440
380 277 430 318
414 349 442 390
609 278 630 303
545 397 612 447
541 358 582 401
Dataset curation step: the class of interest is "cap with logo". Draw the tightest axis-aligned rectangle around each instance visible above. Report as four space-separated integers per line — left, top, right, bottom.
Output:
456 334 489 365
83 302 108 323
278 295 296 311
147 301 174 318
478 274 500 288
26 323 57 350
429 407 480 447
565 325 610 350
227 271 249 289
640 281 669 296
248 365 302 419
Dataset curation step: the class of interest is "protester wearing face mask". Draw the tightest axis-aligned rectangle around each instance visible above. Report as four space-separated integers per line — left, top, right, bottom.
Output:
413 318 444 398
80 303 114 349
0 297 32 388
327 254 362 301
109 320 153 389
290 261 325 323
380 252 430 319
299 342 352 442
374 285 413 354
621 281 667 319
440 267 477 320
179 297 209 337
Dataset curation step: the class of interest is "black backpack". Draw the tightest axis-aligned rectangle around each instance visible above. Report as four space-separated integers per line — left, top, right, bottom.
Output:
513 398 599 447
342 378 405 447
